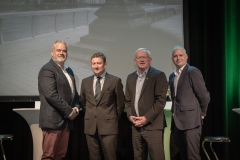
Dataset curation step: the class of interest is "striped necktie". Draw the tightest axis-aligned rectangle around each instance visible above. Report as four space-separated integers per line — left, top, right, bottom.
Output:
95 76 102 101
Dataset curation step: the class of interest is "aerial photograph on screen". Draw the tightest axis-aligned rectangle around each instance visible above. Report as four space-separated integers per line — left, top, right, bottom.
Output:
0 0 183 96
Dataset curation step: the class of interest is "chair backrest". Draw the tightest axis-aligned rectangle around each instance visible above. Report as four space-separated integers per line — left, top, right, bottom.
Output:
0 135 13 141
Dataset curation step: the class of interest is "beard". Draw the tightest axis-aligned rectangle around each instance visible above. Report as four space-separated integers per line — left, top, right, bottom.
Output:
53 56 66 64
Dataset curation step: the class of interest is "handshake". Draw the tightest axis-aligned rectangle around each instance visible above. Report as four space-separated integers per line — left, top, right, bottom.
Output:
69 107 79 120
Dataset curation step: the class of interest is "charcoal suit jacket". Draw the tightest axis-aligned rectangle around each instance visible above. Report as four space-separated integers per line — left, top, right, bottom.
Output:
38 59 80 130
169 64 210 130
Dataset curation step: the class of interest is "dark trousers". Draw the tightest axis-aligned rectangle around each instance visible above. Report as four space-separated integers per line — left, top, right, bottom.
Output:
86 130 117 160
172 123 202 160
132 127 165 160
170 131 180 160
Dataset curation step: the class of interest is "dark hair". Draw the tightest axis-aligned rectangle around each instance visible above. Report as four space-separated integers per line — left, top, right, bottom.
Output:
91 52 106 63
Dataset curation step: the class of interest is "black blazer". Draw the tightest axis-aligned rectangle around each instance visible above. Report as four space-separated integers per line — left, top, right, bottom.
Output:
125 67 168 130
38 59 80 130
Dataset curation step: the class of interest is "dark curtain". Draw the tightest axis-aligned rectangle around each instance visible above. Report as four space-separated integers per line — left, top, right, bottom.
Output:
187 0 226 159
186 0 240 159
0 102 33 160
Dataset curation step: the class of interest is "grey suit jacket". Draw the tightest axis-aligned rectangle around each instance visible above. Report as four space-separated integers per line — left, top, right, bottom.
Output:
125 67 168 130
80 73 124 135
169 64 210 130
38 59 80 130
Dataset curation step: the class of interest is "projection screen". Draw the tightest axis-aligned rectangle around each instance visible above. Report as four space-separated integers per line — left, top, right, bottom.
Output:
0 0 184 100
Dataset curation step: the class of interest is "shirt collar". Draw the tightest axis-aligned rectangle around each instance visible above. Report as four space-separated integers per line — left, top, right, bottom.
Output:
63 64 68 70
137 68 149 77
94 71 106 79
174 63 187 76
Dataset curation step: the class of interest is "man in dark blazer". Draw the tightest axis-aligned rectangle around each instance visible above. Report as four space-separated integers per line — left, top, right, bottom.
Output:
38 40 80 160
80 52 124 160
169 45 210 160
125 48 168 160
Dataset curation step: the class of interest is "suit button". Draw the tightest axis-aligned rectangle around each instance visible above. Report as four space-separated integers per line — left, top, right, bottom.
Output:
95 116 97 118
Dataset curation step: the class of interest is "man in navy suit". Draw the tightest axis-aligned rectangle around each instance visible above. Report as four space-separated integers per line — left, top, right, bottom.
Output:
80 52 124 160
169 45 210 160
125 48 168 160
38 40 80 159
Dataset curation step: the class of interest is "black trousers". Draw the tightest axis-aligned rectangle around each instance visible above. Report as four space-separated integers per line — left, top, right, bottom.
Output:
170 131 180 160
172 123 202 160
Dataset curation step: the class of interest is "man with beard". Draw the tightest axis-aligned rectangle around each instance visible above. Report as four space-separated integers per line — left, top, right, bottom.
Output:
38 40 80 159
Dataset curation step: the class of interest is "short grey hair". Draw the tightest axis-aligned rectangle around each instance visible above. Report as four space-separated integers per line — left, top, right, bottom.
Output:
135 48 151 57
172 45 186 55
52 40 68 51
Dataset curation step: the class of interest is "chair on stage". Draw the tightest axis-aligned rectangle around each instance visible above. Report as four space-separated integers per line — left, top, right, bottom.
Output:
0 134 13 160
202 136 230 160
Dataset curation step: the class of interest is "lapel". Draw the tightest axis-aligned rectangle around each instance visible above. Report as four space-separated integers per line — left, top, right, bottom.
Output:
66 67 77 94
87 75 95 102
169 73 175 97
177 64 189 90
138 67 152 101
131 72 138 102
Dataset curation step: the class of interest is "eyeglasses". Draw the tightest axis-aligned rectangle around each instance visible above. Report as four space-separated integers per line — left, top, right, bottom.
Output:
135 56 150 60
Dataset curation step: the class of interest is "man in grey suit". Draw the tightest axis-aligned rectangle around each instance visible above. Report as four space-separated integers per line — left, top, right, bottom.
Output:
38 40 80 160
80 52 125 160
169 45 210 160
125 48 168 160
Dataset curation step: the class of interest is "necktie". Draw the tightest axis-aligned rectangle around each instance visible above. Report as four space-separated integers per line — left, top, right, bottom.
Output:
95 77 102 101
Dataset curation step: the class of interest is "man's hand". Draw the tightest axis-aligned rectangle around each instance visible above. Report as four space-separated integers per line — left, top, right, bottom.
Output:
73 107 79 115
69 108 77 120
129 116 147 127
129 116 137 123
